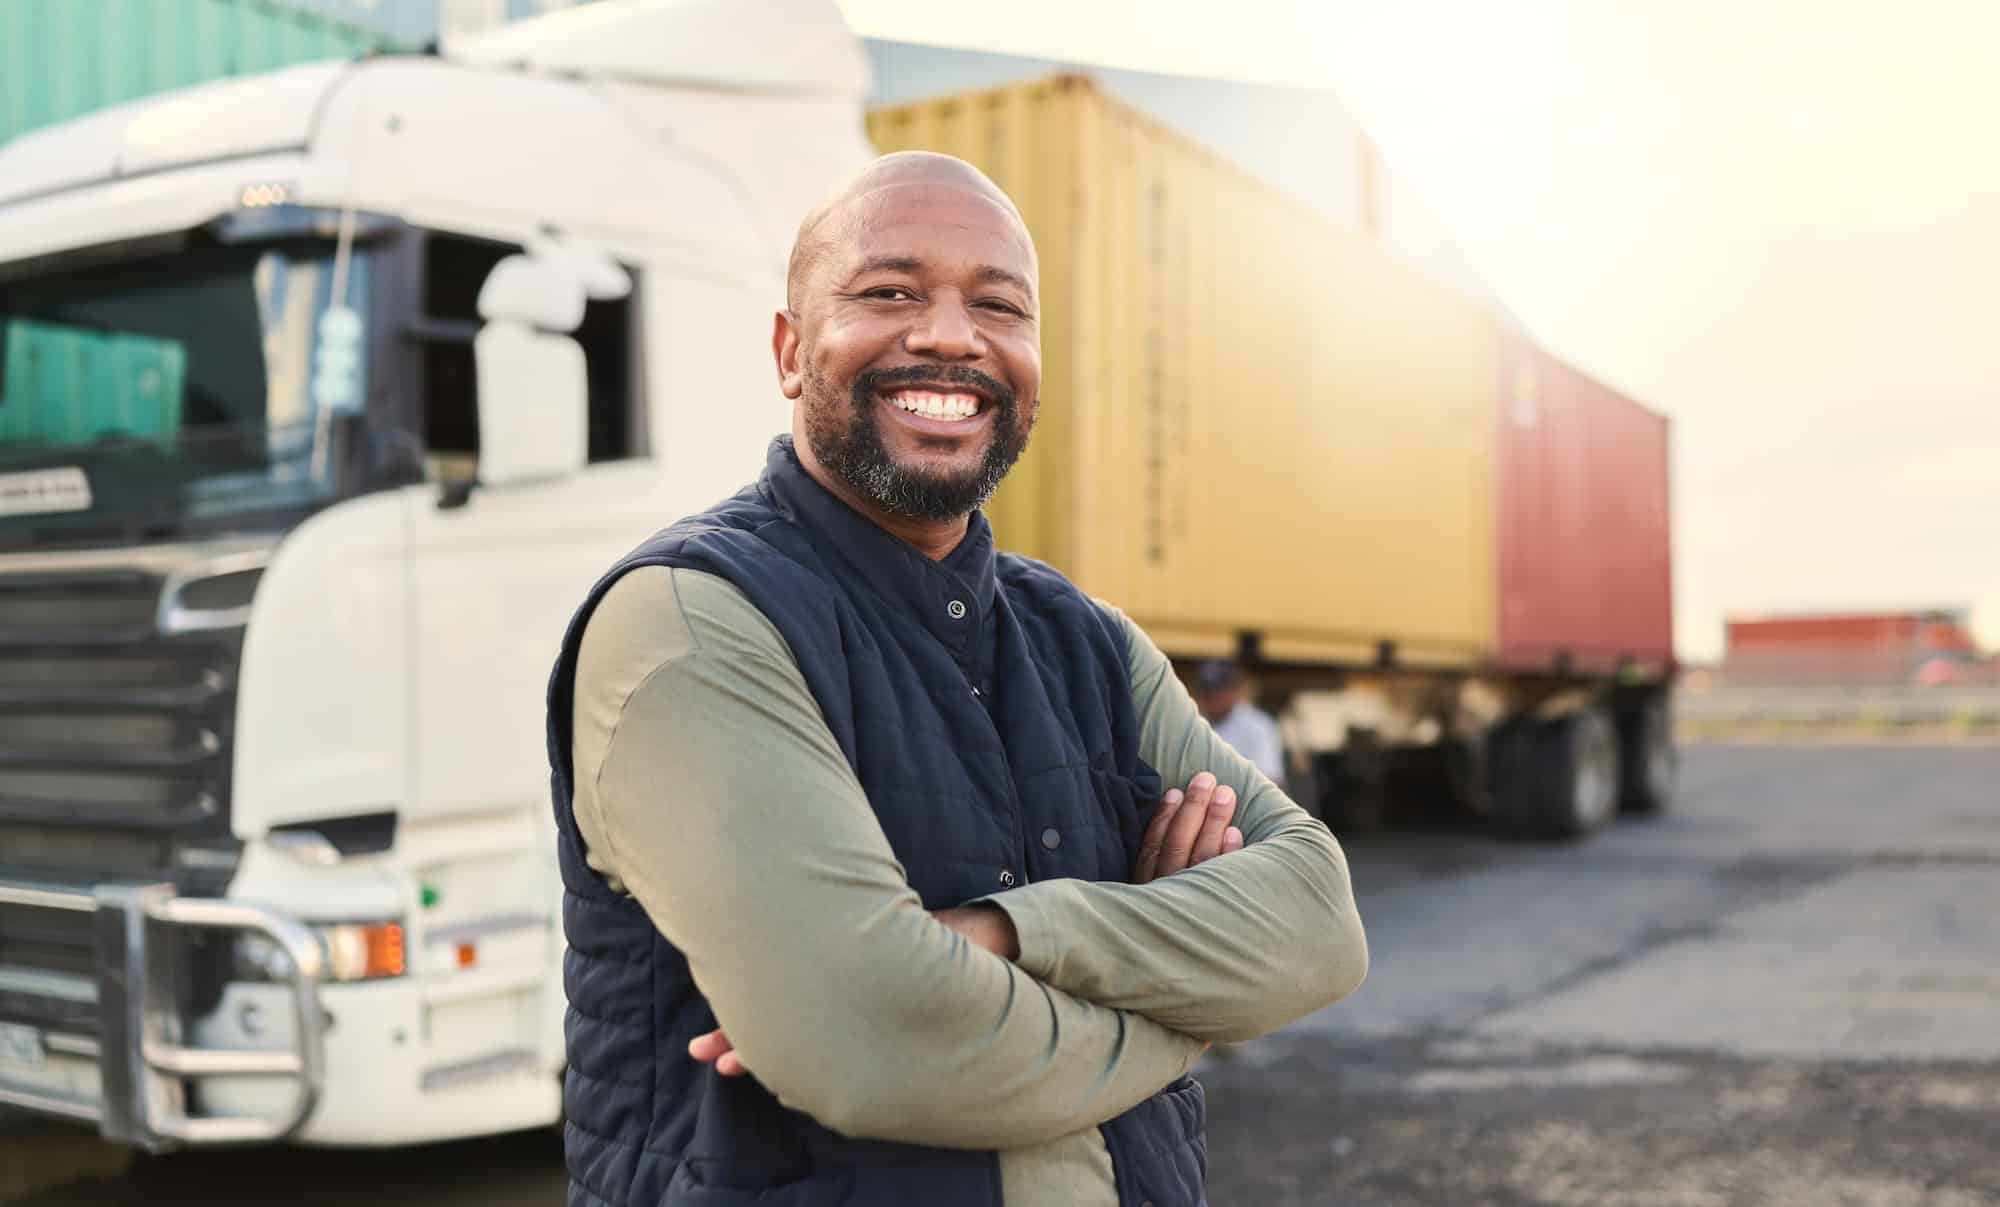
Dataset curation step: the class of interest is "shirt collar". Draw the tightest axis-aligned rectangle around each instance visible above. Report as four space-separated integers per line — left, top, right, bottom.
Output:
760 436 999 650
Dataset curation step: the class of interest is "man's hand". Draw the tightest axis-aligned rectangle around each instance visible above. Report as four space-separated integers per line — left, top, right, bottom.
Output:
688 1027 747 1076
688 906 1021 1078
1132 772 1243 884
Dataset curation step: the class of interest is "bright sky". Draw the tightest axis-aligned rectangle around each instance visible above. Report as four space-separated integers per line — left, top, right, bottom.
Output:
837 0 2000 660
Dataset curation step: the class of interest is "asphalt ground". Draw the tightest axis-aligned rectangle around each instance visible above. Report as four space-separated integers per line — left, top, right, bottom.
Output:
5 744 1997 1205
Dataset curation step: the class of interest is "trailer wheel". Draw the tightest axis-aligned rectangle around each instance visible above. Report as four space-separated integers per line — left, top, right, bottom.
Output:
1308 731 1388 831
1617 692 1675 815
1386 740 1482 825
1493 710 1621 838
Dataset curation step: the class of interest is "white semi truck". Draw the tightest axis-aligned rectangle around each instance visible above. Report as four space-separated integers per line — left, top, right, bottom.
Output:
0 0 871 1149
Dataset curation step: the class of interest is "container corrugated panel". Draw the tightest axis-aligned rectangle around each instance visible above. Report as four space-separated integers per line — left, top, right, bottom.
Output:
869 76 1499 666
0 0 396 146
1496 329 1673 673
0 320 187 447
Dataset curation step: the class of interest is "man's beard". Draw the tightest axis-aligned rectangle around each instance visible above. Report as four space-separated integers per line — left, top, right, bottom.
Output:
803 364 1032 521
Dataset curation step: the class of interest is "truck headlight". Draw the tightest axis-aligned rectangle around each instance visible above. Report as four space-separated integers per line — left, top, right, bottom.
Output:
235 922 405 983
319 922 406 981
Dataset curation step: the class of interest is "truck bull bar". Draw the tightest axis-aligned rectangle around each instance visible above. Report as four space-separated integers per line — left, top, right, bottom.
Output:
0 880 325 1148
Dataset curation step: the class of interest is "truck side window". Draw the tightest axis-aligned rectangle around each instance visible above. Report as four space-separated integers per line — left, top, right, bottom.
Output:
415 232 643 474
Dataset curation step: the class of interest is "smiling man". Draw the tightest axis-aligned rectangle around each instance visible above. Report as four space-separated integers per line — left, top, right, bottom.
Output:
545 153 1369 1207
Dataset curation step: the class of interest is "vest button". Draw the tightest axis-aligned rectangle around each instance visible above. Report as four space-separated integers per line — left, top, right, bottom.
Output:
997 868 1015 887
1040 828 1061 850
947 599 967 620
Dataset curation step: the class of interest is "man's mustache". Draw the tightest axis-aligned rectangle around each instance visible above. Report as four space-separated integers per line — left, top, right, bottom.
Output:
853 364 1016 409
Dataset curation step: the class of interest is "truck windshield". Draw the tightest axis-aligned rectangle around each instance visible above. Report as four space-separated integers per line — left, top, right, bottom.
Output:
0 232 376 547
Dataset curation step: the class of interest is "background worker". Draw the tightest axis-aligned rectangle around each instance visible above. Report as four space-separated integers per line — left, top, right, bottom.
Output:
1195 659 1289 791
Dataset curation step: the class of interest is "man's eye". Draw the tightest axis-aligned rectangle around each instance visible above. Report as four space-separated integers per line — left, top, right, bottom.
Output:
865 287 916 301
977 300 1026 317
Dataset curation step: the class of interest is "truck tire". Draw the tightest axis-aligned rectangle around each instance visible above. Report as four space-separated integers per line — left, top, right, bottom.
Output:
1492 709 1621 838
1308 731 1388 831
1386 740 1481 825
1616 691 1675 815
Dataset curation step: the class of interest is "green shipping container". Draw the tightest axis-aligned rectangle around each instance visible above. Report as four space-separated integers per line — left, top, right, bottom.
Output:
0 0 401 146
1 320 187 449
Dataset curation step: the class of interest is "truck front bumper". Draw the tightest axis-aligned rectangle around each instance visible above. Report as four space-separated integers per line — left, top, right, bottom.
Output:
0 879 324 1149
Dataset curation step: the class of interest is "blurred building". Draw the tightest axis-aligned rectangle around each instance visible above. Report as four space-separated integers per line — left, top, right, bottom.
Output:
1723 609 1988 686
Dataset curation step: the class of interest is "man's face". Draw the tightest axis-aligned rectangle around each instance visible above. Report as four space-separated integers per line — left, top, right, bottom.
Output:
1197 685 1240 723
777 178 1041 520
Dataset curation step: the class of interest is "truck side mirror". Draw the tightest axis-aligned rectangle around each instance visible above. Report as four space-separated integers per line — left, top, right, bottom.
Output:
471 255 588 489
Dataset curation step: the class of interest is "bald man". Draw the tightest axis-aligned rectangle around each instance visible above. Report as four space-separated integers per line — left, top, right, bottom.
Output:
546 153 1368 1207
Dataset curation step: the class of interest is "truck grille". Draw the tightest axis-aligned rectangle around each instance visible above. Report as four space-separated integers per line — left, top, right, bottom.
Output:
0 568 241 836
0 902 99 1033
0 547 265 1093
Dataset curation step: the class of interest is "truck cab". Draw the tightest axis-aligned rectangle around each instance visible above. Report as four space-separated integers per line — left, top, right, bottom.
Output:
0 0 870 1148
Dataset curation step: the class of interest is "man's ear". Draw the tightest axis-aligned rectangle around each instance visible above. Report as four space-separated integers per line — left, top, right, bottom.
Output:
773 310 805 400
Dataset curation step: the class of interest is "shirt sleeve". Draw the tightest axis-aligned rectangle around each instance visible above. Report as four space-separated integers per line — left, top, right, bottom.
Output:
978 604 1369 1043
569 567 1205 1150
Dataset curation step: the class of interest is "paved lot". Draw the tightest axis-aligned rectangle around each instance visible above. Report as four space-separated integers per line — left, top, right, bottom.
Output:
6 744 1998 1205
1202 744 2000 1205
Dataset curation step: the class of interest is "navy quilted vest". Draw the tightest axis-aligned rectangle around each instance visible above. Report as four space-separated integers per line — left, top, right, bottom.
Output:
547 437 1208 1207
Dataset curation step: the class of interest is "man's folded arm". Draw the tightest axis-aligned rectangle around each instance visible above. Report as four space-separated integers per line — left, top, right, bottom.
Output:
981 605 1369 1043
572 568 1203 1151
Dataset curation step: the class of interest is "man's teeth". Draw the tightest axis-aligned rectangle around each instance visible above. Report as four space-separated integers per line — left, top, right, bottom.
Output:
887 390 981 420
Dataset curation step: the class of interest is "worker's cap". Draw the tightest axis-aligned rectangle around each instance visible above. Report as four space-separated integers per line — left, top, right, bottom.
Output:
1194 660 1243 693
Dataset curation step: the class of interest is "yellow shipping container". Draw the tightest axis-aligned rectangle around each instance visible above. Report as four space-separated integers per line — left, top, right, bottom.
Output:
868 75 1499 667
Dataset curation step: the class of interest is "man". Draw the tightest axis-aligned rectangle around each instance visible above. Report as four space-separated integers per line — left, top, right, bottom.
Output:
546 152 1368 1207
1194 660 1289 791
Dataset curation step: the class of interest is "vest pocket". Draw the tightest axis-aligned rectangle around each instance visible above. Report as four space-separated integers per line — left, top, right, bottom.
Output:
1103 1076 1210 1207
1088 754 1165 866
665 1154 1001 1206
1156 1075 1208 1148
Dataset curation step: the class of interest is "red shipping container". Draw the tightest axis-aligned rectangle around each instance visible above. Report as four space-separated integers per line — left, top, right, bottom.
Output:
1726 612 1975 654
1496 329 1674 674
1726 614 1916 652
1722 611 1978 683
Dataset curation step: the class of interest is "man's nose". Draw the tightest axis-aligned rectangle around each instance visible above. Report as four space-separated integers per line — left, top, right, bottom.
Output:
905 295 984 360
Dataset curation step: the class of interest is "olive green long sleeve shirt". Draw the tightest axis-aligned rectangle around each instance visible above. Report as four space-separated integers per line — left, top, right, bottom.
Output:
570 566 1367 1205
